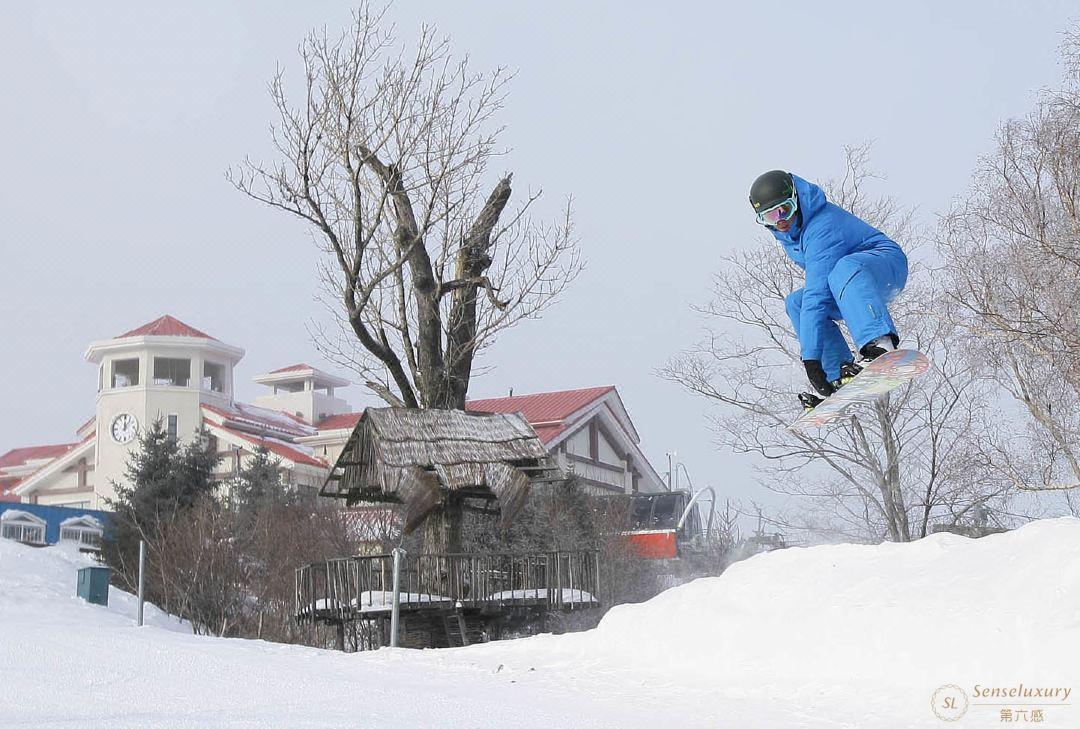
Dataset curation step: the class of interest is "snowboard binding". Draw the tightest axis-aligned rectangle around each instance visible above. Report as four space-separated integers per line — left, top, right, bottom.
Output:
834 361 863 388
798 392 824 413
801 361 863 413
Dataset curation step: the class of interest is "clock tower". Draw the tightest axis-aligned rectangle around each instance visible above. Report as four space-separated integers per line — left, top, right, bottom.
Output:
85 315 245 505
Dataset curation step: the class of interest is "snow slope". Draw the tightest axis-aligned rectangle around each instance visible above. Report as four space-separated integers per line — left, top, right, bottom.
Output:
1 518 1078 728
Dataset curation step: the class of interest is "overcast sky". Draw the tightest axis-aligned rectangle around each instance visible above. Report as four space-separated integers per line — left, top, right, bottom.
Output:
1 1 1075 510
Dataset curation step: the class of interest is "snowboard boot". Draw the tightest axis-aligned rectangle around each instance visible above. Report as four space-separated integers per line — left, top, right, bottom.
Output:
859 334 898 362
798 392 824 413
829 361 863 391
803 362 862 412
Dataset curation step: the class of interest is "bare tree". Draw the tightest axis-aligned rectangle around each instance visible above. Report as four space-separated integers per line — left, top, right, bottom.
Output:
938 28 1080 504
229 5 582 409
152 496 360 641
662 146 1010 542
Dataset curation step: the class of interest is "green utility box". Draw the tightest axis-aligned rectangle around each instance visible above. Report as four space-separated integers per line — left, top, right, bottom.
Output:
76 566 111 606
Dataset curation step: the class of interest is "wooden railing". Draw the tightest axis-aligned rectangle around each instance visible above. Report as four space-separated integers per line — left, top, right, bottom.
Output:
296 549 600 623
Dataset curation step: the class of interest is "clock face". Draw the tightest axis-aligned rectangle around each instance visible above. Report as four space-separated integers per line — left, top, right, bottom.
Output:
111 413 139 444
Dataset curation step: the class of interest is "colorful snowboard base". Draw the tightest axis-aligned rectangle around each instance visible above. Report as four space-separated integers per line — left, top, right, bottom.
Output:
788 349 931 431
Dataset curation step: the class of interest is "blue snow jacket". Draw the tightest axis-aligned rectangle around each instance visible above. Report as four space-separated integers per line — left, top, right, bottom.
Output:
770 175 907 361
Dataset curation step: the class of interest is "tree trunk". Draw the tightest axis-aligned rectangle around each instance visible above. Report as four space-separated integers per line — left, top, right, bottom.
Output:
421 495 464 554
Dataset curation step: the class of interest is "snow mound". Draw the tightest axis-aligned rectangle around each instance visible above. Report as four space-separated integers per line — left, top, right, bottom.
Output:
586 516 1080 684
454 517 1080 727
0 538 189 633
1 518 1077 728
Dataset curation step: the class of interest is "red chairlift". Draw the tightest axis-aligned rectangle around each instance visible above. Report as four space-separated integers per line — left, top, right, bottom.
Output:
621 487 716 560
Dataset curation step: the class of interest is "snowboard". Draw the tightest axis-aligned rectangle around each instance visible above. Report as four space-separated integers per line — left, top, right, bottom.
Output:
789 349 931 432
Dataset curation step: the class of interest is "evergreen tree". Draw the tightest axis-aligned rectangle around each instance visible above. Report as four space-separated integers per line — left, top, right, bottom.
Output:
100 420 220 591
234 445 288 518
178 438 218 505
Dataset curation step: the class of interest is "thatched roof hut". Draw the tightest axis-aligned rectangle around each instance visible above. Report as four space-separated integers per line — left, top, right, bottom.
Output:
321 408 561 533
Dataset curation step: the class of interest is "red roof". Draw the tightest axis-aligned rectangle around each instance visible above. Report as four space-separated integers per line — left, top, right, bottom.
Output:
467 386 614 423
118 315 216 340
201 403 313 437
0 444 78 500
215 425 327 468
316 412 364 431
269 363 315 374
0 444 78 470
531 424 568 444
0 476 23 502
466 386 615 443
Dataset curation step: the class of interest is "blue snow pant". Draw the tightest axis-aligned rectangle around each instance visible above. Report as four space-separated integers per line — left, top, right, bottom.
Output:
785 247 908 381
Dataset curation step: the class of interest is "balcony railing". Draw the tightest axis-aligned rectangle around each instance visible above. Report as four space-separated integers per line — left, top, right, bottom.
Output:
296 549 600 624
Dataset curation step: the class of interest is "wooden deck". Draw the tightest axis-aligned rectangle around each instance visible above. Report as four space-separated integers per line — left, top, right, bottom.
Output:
295 549 601 625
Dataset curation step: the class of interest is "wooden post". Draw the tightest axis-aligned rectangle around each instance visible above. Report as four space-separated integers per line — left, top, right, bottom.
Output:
595 550 601 607
308 568 315 620
555 551 563 608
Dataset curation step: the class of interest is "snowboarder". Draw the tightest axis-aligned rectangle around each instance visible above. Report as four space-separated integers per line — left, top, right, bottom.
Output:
748 170 908 412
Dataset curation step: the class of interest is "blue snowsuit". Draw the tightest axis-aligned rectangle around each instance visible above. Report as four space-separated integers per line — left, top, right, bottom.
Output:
772 175 908 381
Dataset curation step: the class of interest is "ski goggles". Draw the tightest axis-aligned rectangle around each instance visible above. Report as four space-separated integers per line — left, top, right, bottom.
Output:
755 196 798 227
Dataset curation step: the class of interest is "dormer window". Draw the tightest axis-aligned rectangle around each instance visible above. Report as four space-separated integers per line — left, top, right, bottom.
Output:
1 510 46 545
111 359 140 388
59 516 103 550
153 357 190 387
203 361 225 393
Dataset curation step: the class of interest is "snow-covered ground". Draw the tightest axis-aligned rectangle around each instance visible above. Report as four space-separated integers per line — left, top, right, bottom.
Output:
2 518 1078 728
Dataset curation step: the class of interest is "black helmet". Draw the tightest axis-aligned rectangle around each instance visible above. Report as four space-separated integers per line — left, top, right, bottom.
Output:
749 170 794 211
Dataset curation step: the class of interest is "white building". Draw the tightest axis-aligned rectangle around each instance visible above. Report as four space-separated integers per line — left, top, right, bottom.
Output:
0 315 664 509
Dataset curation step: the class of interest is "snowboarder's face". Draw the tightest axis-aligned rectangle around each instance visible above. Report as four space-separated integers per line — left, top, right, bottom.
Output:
755 195 798 232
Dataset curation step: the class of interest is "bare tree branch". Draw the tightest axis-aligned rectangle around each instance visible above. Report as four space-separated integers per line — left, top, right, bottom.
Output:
938 29 1080 502
229 5 583 409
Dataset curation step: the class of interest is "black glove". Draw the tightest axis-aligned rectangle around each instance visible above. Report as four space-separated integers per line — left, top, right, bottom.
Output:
803 360 836 398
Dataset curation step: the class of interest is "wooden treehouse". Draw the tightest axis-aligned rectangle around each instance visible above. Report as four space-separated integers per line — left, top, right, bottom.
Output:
298 407 600 649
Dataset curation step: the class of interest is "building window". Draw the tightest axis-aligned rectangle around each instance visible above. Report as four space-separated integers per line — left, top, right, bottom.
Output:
295 484 318 503
203 361 225 393
59 527 102 549
1 522 45 544
153 358 190 387
0 511 47 545
167 414 179 441
58 516 103 550
650 493 679 528
111 359 140 388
